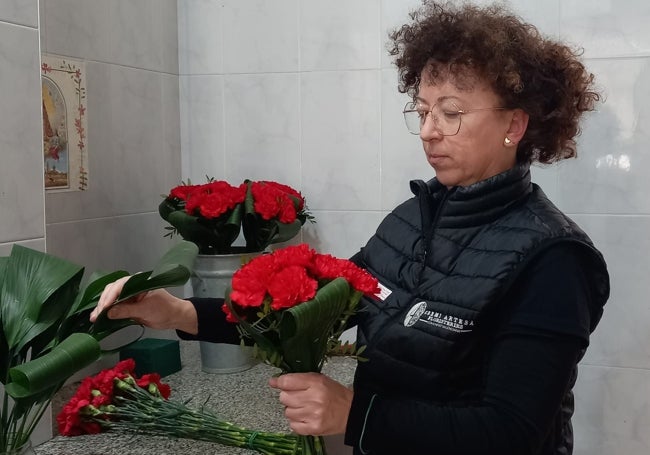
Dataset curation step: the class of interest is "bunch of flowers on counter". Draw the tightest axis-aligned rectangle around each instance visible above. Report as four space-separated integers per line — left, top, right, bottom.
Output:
159 179 314 254
224 243 380 454
57 359 299 454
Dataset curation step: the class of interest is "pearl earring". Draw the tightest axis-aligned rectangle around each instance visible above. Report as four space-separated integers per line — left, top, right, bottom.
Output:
504 137 512 145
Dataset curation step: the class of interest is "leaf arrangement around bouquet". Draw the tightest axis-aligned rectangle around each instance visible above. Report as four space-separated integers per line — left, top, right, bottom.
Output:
223 244 379 374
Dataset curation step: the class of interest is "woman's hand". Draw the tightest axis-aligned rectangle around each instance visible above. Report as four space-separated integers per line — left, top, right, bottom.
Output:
89 276 198 335
269 372 353 436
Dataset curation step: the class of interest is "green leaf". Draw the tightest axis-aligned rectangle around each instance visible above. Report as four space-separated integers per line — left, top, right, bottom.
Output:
0 245 84 354
279 278 352 373
224 293 287 370
91 241 198 338
56 270 131 341
5 333 101 398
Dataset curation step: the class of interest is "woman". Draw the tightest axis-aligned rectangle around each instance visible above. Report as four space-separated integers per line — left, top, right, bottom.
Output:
92 2 609 454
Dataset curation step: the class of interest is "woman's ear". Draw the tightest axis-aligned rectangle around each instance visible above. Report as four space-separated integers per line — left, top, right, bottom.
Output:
505 109 529 145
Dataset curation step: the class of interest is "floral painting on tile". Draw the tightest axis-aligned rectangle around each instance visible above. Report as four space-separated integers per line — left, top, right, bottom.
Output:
41 54 88 191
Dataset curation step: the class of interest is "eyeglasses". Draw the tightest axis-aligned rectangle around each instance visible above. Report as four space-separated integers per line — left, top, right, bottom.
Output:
403 100 507 136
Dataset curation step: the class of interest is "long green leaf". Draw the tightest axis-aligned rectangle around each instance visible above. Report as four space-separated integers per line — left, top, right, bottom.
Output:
5 333 100 398
279 278 351 373
91 241 198 338
0 245 83 353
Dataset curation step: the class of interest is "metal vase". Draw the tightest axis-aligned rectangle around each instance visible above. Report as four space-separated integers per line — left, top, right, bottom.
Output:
191 252 261 374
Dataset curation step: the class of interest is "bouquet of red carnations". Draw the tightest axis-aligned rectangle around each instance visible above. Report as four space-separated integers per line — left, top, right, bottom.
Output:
160 179 314 254
58 359 299 454
223 243 380 454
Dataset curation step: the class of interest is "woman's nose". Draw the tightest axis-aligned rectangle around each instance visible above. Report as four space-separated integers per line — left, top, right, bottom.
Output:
419 114 443 141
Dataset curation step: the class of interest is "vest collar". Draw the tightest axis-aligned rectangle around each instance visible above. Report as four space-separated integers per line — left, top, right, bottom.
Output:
410 164 533 228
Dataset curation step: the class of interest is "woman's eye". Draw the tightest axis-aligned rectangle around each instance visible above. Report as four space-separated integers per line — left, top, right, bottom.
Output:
442 111 461 119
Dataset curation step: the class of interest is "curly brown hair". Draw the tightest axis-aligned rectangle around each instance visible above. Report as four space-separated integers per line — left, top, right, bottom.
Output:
388 1 601 164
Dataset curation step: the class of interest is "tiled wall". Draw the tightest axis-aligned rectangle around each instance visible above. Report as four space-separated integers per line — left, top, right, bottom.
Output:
0 0 44 257
0 0 49 444
178 1 650 453
40 0 181 277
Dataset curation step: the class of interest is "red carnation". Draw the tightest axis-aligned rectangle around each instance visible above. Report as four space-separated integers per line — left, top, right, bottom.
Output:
267 265 318 310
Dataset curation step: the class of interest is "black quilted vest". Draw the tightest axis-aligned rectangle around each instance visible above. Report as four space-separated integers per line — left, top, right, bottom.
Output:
353 164 609 453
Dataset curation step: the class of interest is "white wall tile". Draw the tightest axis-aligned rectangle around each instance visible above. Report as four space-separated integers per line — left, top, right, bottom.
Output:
573 365 650 455
573 215 650 369
380 0 433 69
380 68 431 210
222 0 299 74
46 218 119 278
179 74 225 182
301 70 381 211
0 23 44 243
109 0 165 72
42 0 110 62
300 0 380 71
561 0 650 58
558 58 650 215
178 0 223 75
302 210 384 259
223 73 301 186
109 66 174 215
0 0 38 27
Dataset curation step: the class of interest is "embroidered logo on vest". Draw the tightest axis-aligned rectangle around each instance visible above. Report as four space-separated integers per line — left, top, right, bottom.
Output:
404 301 475 333
404 301 427 327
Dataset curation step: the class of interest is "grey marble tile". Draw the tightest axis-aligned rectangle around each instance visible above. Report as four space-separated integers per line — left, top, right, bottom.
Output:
0 23 44 244
0 0 38 27
42 0 110 62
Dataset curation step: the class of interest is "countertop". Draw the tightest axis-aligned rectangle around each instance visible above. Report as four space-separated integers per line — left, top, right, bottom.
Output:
35 341 356 455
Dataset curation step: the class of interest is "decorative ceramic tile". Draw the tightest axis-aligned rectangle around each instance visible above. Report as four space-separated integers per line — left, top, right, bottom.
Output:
41 54 88 192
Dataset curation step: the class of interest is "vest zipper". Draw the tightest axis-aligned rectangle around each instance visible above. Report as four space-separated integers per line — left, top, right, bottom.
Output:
418 185 450 282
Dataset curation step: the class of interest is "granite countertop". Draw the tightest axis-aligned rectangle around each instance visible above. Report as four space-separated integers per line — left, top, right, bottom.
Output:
35 341 356 455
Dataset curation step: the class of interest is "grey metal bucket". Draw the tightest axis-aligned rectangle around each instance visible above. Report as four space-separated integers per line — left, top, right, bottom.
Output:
191 252 260 374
